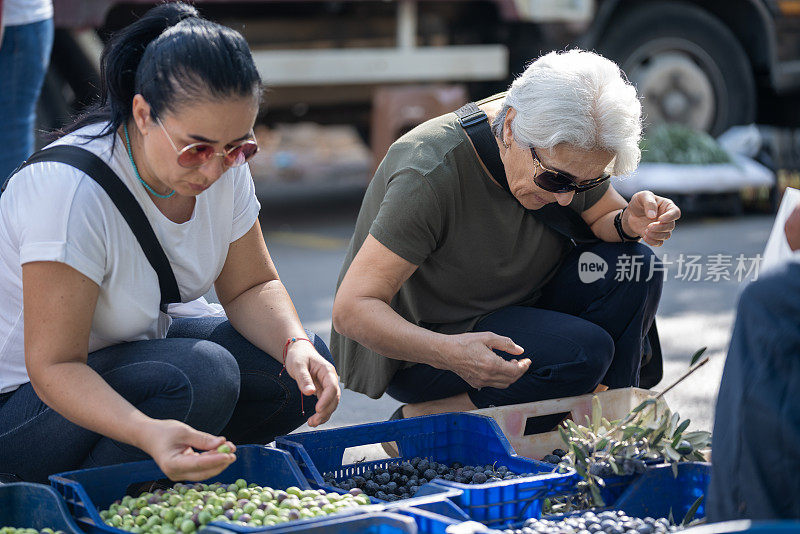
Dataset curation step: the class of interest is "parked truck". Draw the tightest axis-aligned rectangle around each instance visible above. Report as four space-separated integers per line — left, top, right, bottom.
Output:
44 0 800 156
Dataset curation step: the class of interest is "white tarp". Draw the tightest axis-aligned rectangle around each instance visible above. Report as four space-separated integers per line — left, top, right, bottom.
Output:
612 154 774 198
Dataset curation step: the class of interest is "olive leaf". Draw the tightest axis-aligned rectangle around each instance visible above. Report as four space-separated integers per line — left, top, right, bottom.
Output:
668 412 681 438
682 495 704 526
663 444 682 462
690 347 707 366
631 398 657 413
674 419 691 438
683 431 712 448
610 460 621 475
589 483 604 507
622 425 645 441
558 426 570 447
592 395 602 433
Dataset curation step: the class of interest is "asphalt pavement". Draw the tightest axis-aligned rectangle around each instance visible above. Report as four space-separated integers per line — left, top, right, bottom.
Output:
254 184 775 442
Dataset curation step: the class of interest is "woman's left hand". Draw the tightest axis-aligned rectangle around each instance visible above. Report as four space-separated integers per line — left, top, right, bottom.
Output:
284 341 341 427
624 191 682 247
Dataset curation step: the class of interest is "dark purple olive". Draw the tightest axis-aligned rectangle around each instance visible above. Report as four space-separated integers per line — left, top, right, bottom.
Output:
258 502 269 510
349 488 363 496
193 483 203 491
224 510 235 520
148 496 160 504
287 510 300 520
276 492 289 503
222 500 234 510
238 499 249 507
239 514 251 523
131 509 140 517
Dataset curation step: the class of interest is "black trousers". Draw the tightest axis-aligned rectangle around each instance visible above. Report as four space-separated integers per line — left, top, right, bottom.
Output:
387 242 663 408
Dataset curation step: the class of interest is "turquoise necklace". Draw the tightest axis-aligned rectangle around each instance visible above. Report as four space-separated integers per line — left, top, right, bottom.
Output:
124 123 175 199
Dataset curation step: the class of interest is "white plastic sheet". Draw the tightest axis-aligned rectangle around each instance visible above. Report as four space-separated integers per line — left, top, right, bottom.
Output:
612 155 774 198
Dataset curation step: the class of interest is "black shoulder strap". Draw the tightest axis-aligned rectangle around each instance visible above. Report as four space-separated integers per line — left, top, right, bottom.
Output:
8 145 181 313
454 103 599 245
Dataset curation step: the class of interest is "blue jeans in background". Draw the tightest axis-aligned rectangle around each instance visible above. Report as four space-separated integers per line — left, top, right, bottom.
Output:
387 242 663 408
707 261 800 521
0 317 332 483
0 18 54 185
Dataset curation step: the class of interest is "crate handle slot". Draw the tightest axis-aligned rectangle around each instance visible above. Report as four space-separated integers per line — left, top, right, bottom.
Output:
523 411 572 436
341 442 400 466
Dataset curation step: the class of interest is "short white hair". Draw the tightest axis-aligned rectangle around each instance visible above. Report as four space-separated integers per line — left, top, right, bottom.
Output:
492 49 642 176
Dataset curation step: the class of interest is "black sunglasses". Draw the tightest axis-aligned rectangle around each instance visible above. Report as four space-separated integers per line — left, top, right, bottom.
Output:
530 147 610 193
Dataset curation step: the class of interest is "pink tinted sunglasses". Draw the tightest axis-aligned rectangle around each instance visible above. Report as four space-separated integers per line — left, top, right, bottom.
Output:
156 117 258 168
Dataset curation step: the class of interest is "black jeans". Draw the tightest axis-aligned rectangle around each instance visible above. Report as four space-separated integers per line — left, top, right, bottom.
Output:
0 317 332 483
387 242 663 408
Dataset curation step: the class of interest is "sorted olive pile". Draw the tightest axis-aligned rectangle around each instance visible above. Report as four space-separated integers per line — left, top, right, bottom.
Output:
99 479 369 533
499 511 682 534
541 449 568 466
323 457 535 501
0 529 66 534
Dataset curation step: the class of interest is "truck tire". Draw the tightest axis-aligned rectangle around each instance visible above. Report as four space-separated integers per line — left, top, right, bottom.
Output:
598 1 756 136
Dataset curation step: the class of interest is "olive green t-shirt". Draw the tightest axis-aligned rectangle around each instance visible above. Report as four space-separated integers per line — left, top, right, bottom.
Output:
330 112 609 399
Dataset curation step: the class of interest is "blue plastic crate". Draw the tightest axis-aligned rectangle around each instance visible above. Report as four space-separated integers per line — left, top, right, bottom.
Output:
558 462 710 519
382 484 470 524
276 413 576 527
200 512 418 534
529 462 711 528
0 482 84 533
49 445 366 534
609 462 710 521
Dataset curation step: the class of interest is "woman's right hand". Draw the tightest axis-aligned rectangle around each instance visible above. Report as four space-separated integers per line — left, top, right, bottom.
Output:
441 332 531 389
139 419 237 481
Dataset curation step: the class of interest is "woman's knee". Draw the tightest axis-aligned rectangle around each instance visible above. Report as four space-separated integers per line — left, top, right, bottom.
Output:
185 340 241 401
148 340 240 431
569 324 615 389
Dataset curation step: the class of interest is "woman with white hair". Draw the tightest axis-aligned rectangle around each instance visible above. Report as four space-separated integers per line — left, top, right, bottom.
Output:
330 50 680 417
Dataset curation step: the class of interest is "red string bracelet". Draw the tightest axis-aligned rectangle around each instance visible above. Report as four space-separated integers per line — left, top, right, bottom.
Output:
279 336 312 416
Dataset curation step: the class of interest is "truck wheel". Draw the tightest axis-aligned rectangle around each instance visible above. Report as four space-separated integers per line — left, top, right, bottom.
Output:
598 1 756 136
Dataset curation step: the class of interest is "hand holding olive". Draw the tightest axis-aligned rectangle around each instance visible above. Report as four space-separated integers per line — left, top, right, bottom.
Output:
141 419 236 481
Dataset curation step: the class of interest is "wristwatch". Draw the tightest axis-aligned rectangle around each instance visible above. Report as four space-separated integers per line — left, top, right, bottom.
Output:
614 206 640 242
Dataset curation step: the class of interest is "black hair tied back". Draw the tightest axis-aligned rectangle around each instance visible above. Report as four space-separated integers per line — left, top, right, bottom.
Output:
62 2 262 141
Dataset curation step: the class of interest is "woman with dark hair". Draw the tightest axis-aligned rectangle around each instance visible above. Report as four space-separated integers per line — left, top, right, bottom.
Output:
0 2 340 483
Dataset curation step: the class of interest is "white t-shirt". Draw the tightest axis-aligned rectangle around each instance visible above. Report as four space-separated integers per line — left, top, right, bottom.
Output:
0 123 261 394
2 0 52 26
